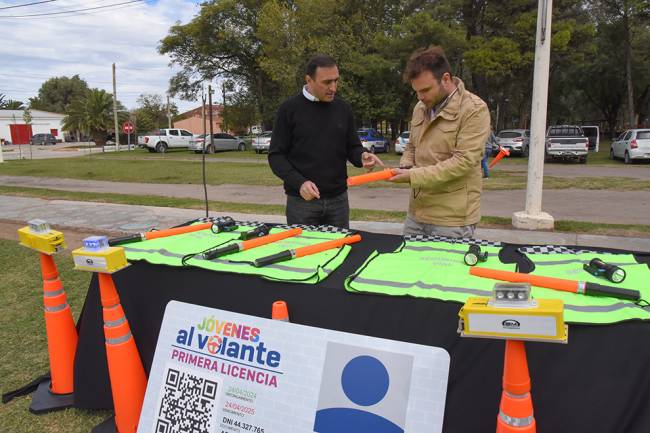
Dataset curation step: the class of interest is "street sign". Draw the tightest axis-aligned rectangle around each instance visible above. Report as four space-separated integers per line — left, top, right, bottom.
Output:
122 121 134 134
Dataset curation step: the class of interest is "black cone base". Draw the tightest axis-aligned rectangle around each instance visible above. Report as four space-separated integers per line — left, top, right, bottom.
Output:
29 380 74 414
91 416 117 433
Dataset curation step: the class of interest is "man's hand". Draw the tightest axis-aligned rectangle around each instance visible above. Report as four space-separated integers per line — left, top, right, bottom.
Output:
299 180 320 201
361 152 385 171
388 167 411 183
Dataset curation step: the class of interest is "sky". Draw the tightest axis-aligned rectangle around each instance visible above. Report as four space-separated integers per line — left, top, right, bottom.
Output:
0 0 204 113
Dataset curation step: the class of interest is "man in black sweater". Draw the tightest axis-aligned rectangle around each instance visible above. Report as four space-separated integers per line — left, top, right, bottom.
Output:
269 55 384 228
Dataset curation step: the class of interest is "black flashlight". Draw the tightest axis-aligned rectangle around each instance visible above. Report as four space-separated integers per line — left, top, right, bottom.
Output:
583 258 626 284
464 244 488 266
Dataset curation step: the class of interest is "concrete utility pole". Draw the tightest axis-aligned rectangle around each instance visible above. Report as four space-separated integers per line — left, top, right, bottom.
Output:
222 81 227 133
512 0 555 230
167 95 172 128
202 87 207 137
208 85 214 149
112 63 119 150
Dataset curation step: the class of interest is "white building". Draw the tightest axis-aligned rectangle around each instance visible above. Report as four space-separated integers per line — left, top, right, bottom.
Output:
0 109 67 144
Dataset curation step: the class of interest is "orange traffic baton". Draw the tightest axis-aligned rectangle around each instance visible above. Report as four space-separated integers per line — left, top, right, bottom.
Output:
108 217 237 246
98 272 147 433
347 169 396 186
497 340 536 433
469 267 640 301
254 234 362 267
202 228 303 260
489 146 510 168
272 300 290 322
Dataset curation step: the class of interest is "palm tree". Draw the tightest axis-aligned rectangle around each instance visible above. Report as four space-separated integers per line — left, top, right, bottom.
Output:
63 89 126 146
0 97 25 110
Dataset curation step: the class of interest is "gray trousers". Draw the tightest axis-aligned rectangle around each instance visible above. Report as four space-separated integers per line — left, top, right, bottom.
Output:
403 213 476 238
286 191 350 228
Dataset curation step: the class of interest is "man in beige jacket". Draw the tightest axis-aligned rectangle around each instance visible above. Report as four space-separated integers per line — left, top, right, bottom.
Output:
389 46 491 238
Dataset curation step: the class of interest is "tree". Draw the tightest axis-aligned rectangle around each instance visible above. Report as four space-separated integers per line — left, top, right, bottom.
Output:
133 94 178 133
63 89 126 146
588 0 650 126
159 0 279 127
221 90 259 134
0 99 26 110
29 75 90 113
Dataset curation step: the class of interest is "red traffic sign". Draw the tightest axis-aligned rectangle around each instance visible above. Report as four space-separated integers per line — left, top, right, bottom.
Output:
122 121 135 134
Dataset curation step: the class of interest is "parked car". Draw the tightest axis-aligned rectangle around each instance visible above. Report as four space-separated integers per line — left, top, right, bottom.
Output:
581 125 600 152
189 133 246 153
395 131 410 154
495 129 530 156
30 133 57 146
251 131 272 153
357 128 389 153
545 125 589 163
138 128 195 153
610 129 650 164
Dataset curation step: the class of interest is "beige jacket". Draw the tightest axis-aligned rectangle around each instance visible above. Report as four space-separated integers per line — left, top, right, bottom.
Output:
400 78 490 226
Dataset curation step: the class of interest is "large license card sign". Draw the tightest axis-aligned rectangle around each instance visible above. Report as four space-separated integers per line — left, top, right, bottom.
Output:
137 301 450 433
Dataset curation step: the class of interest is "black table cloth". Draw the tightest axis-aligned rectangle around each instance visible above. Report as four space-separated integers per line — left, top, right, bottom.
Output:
72 230 650 433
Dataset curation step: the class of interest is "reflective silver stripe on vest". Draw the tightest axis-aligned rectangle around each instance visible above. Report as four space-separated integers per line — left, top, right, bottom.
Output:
351 277 650 315
44 303 68 313
124 246 336 275
43 288 65 297
106 332 132 345
499 410 534 427
105 316 127 327
403 245 473 255
564 302 648 313
351 276 490 296
532 259 639 266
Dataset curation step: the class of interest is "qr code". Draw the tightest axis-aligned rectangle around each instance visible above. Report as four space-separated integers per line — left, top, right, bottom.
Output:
154 367 220 433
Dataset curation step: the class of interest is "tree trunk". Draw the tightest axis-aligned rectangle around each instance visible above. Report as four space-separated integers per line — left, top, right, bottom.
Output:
623 11 635 127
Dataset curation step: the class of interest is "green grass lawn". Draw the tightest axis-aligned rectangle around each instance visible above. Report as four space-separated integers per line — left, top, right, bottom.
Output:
0 239 110 432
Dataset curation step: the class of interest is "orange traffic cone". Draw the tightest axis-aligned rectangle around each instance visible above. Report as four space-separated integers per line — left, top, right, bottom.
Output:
95 272 147 433
496 340 536 433
489 146 511 168
30 253 78 413
272 300 290 321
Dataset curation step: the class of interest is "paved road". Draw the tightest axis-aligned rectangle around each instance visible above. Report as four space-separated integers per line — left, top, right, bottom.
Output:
2 175 650 225
1 143 114 160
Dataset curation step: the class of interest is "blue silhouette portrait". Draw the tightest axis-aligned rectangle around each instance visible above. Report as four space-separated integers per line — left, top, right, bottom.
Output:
314 355 404 433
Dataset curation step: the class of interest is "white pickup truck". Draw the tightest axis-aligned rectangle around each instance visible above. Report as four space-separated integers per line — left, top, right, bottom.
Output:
545 125 589 163
138 128 195 153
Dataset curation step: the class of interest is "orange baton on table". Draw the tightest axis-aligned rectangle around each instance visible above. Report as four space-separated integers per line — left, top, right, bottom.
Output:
202 228 303 260
347 169 396 186
469 267 640 300
108 218 237 246
254 234 362 267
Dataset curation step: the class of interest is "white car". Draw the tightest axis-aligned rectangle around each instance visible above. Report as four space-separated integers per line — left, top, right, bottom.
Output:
395 131 409 154
252 131 272 153
610 129 650 164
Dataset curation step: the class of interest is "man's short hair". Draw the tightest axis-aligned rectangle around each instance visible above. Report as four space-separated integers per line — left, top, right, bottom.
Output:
306 54 337 78
403 46 452 82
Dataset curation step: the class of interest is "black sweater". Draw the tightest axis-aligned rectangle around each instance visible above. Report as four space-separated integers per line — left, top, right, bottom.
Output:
268 93 364 198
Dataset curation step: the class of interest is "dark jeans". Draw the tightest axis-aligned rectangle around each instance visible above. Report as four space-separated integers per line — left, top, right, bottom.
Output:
286 191 350 228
